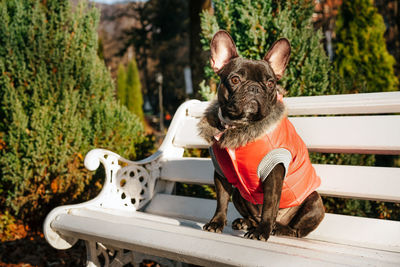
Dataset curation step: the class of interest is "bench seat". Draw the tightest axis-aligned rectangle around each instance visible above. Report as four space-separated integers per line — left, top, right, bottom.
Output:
51 204 400 266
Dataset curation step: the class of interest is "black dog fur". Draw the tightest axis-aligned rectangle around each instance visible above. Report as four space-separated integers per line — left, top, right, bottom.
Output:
197 30 325 241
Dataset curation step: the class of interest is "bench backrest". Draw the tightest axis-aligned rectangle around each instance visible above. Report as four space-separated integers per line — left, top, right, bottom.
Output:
158 92 400 203
170 92 400 153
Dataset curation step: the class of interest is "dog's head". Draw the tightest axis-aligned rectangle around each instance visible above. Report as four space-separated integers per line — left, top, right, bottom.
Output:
210 30 291 128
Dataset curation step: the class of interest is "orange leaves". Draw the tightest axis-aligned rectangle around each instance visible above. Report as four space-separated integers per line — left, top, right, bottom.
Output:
50 179 59 194
76 153 83 161
0 139 6 150
36 184 46 198
0 212 28 242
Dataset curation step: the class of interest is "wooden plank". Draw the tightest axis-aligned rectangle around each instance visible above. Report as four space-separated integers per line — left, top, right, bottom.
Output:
188 92 400 117
51 213 336 266
314 164 400 202
144 194 400 254
173 116 206 148
172 115 400 154
161 158 214 184
285 91 400 115
161 158 400 202
52 207 400 266
290 115 400 154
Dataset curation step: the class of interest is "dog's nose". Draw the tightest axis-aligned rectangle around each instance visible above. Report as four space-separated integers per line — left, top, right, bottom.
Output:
249 85 260 94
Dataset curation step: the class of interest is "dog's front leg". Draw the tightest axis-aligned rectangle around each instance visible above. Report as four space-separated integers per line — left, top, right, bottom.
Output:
244 163 285 241
203 171 233 233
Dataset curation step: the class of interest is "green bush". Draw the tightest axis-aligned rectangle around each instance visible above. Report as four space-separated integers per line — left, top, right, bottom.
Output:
0 0 149 229
334 0 398 93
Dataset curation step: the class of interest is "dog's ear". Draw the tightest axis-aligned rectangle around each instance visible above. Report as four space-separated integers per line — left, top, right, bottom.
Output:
210 30 239 73
264 38 291 80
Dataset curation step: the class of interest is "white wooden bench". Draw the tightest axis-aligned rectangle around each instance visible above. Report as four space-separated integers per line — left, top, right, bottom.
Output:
44 92 400 267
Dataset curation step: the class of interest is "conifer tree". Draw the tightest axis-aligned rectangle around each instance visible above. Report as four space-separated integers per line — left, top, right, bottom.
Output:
200 0 332 98
126 58 144 123
334 0 398 93
0 0 147 228
116 58 144 123
117 63 127 106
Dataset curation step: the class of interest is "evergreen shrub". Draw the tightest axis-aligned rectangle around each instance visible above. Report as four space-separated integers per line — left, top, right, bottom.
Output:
334 0 399 93
0 0 149 229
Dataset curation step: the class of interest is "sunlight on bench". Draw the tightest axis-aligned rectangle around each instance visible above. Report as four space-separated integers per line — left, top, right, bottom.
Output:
44 92 400 266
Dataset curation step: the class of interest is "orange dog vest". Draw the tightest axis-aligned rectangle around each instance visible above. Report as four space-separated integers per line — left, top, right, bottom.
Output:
211 117 320 208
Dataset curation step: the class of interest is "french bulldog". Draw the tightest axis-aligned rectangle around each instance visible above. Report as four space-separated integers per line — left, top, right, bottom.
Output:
197 30 325 241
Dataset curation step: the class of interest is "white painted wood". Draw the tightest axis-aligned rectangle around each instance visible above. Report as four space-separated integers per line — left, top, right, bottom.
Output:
285 91 400 115
290 115 400 154
314 164 400 202
161 158 400 202
51 208 400 266
44 92 400 266
188 92 400 117
157 100 201 159
172 116 206 148
172 115 400 154
144 194 400 254
161 158 214 184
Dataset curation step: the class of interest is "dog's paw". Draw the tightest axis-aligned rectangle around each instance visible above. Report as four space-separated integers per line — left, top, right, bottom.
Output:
203 221 225 233
273 223 298 237
244 226 270 241
232 218 252 230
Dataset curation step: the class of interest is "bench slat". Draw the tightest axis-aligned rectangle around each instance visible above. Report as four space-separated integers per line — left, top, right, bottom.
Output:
173 115 400 154
291 115 400 154
52 207 400 266
144 194 400 254
161 158 400 202
188 92 400 117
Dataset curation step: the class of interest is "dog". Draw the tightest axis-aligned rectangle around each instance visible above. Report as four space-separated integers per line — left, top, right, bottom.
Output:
197 30 325 241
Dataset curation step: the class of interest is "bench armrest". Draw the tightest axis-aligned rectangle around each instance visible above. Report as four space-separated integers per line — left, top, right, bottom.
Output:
44 148 163 249
83 148 162 210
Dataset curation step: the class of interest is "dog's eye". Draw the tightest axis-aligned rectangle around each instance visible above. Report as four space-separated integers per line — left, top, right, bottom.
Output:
231 76 240 85
266 79 275 89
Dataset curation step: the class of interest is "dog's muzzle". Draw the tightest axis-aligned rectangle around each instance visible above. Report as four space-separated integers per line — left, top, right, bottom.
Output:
218 108 236 129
